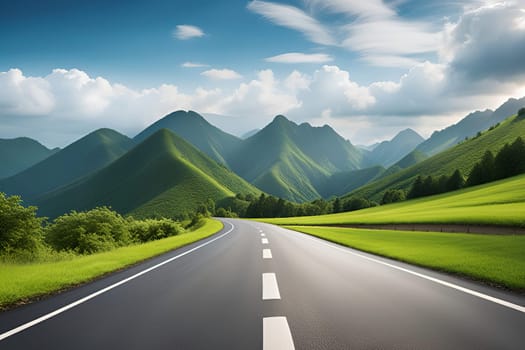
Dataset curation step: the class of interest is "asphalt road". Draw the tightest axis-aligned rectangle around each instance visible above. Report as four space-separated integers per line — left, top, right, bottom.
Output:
1 218 524 349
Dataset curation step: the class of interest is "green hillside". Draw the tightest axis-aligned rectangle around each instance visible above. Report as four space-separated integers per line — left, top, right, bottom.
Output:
260 173 525 227
0 137 58 179
134 110 242 166
229 115 364 202
346 113 525 202
416 97 525 156
0 129 134 200
36 129 260 218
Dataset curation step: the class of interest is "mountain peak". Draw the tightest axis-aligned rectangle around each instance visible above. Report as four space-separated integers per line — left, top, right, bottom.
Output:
271 115 292 124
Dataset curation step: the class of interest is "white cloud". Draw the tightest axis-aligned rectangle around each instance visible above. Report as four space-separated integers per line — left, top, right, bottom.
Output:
305 0 395 19
173 25 205 40
442 1 525 83
265 52 333 63
0 69 54 116
201 69 242 80
181 62 209 68
218 69 300 118
247 0 335 45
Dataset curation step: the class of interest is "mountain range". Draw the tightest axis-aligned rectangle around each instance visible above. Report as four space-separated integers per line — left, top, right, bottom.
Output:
1 96 523 218
0 137 58 179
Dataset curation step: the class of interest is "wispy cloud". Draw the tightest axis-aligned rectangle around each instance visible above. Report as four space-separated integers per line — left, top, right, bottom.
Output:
305 0 395 19
265 52 333 63
181 62 209 68
201 68 242 80
247 0 335 45
173 25 205 40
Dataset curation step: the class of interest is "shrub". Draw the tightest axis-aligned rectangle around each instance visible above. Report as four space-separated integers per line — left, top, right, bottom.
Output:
0 193 44 255
381 189 406 204
46 207 131 254
129 218 184 243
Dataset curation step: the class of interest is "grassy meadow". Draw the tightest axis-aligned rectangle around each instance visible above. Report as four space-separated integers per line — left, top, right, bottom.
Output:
0 218 223 309
260 174 525 227
286 226 525 290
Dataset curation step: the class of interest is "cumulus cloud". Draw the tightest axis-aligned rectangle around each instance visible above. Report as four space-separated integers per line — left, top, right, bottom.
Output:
247 0 335 45
292 65 375 120
265 52 333 63
0 69 54 116
201 69 242 80
442 1 525 83
173 25 205 40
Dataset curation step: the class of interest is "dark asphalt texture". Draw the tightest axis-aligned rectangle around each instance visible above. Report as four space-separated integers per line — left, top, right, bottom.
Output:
1 218 524 349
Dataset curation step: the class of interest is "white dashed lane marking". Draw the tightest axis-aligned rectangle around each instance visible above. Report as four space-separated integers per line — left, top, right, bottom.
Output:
263 249 272 259
263 317 295 350
262 273 281 300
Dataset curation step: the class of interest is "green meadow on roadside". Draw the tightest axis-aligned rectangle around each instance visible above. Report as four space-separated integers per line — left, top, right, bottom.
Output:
0 219 223 309
286 226 525 290
260 174 525 227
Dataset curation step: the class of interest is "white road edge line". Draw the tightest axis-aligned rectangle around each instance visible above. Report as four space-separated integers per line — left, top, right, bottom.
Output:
293 229 525 314
263 249 273 259
262 273 281 300
262 238 269 244
0 222 236 342
263 316 295 350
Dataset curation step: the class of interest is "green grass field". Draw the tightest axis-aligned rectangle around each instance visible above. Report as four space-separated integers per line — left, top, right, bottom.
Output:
0 218 223 309
261 174 525 227
286 226 525 290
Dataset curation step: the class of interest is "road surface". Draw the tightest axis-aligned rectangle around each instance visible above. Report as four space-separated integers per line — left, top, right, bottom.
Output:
1 218 524 349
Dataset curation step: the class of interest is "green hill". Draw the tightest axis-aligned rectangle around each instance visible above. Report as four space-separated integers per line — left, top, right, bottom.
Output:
346 113 525 202
134 110 242 166
0 129 135 200
366 128 424 167
229 115 364 202
260 173 525 227
36 129 260 219
0 137 58 179
416 97 525 156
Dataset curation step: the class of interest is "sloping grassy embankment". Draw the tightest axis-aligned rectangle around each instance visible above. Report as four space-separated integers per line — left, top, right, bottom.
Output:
0 219 223 310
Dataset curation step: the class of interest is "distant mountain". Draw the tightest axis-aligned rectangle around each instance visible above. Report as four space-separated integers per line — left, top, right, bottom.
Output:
357 142 380 151
0 129 134 200
229 115 364 202
241 129 260 139
0 137 58 179
134 110 242 166
319 166 385 198
367 128 424 167
416 97 525 156
348 111 525 201
36 129 259 218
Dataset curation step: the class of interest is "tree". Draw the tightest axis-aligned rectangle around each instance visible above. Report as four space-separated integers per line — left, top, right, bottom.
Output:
381 189 406 204
332 197 342 213
518 107 525 117
0 193 44 254
408 175 424 199
467 150 495 187
446 169 465 192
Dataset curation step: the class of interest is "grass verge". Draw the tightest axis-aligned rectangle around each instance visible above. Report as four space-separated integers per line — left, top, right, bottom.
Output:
285 225 525 291
0 218 223 310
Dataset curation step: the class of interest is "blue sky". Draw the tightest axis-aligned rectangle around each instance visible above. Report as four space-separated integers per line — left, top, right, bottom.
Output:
1 0 525 147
